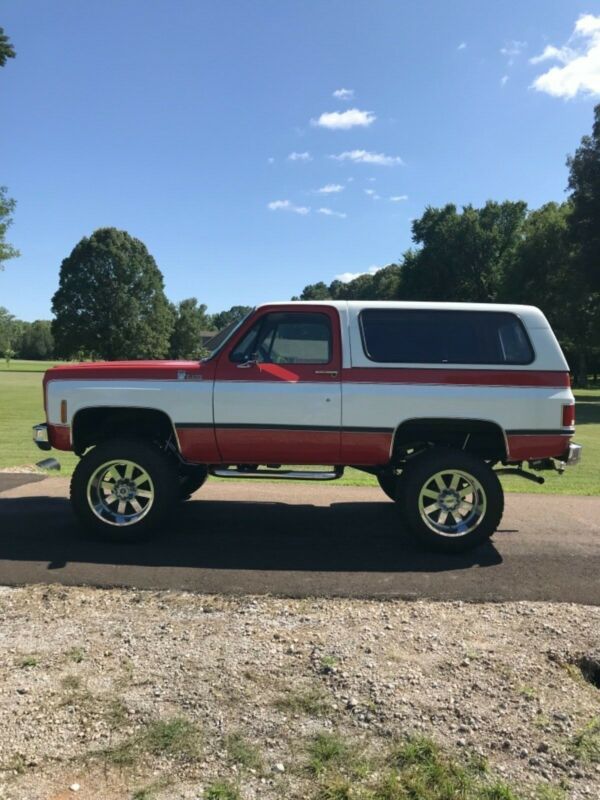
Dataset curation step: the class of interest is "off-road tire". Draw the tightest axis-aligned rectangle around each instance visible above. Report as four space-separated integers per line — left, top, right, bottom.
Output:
377 472 403 501
70 438 179 542
399 448 504 552
179 465 208 500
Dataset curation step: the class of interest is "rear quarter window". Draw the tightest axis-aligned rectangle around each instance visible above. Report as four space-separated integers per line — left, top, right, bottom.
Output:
359 309 534 365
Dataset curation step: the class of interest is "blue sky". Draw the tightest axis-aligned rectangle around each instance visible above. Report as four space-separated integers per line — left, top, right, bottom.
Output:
2 0 600 320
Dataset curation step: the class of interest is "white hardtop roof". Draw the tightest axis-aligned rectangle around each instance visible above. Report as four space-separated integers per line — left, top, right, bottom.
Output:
259 300 549 328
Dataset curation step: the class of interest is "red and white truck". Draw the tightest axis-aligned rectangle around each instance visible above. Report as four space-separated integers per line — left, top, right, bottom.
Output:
34 301 580 551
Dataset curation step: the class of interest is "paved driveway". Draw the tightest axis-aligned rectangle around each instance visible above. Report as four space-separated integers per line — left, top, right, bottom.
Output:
0 475 599 602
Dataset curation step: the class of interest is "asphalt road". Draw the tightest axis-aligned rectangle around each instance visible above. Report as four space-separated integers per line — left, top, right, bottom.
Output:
0 474 599 603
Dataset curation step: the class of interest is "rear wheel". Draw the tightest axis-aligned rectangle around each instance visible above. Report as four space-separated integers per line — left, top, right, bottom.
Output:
70 439 179 541
377 471 403 501
399 448 503 552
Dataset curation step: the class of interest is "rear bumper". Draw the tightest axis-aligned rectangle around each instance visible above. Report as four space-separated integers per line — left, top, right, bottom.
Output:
33 423 51 451
565 442 582 467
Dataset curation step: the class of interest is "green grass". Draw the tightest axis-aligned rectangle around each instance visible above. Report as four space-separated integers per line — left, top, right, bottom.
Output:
224 732 262 770
19 655 39 668
0 358 67 372
1 366 597 494
308 734 530 800
569 717 600 763
204 782 241 800
307 733 353 776
275 687 331 717
0 370 78 473
99 716 201 768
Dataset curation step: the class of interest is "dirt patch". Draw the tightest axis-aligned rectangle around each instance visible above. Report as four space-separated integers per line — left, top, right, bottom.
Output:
0 587 599 799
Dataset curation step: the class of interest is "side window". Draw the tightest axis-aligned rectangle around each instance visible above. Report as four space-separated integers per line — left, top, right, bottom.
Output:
230 312 332 364
359 309 533 365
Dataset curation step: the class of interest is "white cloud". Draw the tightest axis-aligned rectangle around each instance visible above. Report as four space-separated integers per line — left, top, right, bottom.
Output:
389 194 408 202
330 149 403 166
287 151 312 161
530 45 572 65
318 207 347 218
500 40 527 65
267 157 275 164
334 265 383 283
315 183 344 194
530 14 600 98
457 42 467 51
268 200 310 215
312 108 376 130
364 189 381 199
500 75 509 87
333 88 354 100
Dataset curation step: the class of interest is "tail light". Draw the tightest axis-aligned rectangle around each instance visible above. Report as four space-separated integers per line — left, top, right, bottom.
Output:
562 404 575 428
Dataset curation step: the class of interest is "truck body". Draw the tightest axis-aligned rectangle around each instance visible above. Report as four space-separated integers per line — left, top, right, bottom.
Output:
34 301 581 551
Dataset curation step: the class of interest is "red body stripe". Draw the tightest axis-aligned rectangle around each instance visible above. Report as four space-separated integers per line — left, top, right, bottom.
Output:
176 427 221 463
44 361 569 390
341 431 392 465
507 434 571 461
213 428 342 464
342 368 570 388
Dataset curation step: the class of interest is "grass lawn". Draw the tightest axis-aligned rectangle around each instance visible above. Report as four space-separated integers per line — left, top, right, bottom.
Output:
1 364 598 495
0 359 67 373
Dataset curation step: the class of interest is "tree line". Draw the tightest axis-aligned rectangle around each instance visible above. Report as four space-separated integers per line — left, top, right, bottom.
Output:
0 285 251 364
295 105 600 386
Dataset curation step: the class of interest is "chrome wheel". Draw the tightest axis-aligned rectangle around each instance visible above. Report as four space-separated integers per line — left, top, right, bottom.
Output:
87 460 155 527
418 469 487 538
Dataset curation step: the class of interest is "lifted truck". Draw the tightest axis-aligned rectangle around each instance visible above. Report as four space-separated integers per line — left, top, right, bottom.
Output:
34 301 581 551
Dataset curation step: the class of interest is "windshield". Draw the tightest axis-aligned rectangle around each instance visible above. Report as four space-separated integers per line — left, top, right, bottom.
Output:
203 309 255 360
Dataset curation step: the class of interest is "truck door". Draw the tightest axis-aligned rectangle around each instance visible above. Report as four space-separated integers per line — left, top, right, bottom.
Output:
213 306 342 464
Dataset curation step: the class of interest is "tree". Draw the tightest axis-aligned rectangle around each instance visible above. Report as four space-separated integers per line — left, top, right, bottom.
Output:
19 320 55 360
0 306 17 365
0 186 19 270
51 228 174 360
567 103 600 292
296 282 331 301
401 201 528 302
210 305 252 331
500 203 594 384
169 298 209 359
0 27 16 67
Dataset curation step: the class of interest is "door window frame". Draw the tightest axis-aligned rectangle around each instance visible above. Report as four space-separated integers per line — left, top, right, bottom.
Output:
216 304 342 378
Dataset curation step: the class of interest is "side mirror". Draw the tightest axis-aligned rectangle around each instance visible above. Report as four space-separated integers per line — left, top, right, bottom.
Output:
236 353 259 369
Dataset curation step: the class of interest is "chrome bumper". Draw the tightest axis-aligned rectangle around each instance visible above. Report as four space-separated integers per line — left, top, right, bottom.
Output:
33 423 51 451
565 442 582 467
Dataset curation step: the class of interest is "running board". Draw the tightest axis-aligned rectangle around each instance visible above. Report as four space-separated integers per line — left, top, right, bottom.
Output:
209 466 344 481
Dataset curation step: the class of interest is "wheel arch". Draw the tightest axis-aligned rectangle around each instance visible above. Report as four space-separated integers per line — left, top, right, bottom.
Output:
391 417 508 463
71 406 181 456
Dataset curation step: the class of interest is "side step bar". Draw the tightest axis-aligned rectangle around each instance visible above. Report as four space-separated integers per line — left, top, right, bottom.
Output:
209 466 344 481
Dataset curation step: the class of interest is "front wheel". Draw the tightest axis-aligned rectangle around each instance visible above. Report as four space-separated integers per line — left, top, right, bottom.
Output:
70 439 179 541
399 449 504 552
179 465 208 500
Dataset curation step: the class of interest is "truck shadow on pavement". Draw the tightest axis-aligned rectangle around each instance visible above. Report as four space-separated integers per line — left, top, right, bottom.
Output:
0 493 503 577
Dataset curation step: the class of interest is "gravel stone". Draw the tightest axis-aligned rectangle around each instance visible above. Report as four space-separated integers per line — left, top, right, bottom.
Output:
0 587 598 799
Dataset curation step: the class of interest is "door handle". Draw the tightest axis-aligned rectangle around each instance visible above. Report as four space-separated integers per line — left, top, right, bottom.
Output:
314 370 338 376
